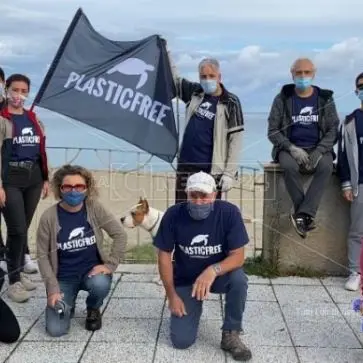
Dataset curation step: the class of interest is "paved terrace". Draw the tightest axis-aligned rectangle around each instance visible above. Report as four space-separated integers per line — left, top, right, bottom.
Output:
1 264 363 363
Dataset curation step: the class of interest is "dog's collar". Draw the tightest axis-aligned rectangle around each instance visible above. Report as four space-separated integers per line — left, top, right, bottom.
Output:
147 211 161 233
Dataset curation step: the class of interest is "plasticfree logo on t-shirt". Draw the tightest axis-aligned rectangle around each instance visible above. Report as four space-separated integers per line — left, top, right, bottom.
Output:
292 106 319 125
178 233 223 259
196 101 216 121
57 226 97 252
13 127 41 146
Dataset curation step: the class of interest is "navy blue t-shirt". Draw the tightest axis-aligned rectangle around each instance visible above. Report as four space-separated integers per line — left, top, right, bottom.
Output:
57 204 101 280
153 200 249 286
179 95 219 171
11 113 41 162
289 88 319 148
354 109 363 184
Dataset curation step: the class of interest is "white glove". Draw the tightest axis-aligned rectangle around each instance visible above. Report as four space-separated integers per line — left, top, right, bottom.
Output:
219 174 234 192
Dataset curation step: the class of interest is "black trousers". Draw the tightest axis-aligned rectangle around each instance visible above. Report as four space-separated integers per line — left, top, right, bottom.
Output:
0 298 20 343
0 267 20 343
2 163 43 284
0 213 4 258
175 163 222 204
0 213 31 259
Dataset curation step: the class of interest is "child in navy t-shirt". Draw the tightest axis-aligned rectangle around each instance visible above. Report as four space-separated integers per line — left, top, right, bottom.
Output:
153 200 249 286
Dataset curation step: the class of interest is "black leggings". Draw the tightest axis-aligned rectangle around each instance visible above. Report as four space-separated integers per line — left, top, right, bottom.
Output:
0 213 4 258
0 268 20 343
2 164 43 284
0 213 31 259
0 297 20 343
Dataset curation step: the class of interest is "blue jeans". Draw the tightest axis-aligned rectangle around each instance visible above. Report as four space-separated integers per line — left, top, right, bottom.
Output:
45 273 112 337
170 268 248 349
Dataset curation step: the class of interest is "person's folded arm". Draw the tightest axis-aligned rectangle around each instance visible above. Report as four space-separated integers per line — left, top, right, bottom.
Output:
36 211 60 296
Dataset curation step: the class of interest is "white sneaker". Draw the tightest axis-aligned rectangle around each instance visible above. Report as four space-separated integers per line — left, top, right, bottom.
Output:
20 272 37 291
7 281 30 303
345 272 361 291
0 260 7 273
23 254 38 274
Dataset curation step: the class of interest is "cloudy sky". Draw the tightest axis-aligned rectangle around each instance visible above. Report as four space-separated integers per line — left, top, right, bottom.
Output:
1 0 362 115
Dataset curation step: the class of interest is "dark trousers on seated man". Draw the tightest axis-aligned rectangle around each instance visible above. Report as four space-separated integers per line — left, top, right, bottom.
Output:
171 269 247 349
278 149 333 237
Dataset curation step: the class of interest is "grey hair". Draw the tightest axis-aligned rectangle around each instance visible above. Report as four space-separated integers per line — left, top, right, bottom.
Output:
198 57 220 72
290 57 316 72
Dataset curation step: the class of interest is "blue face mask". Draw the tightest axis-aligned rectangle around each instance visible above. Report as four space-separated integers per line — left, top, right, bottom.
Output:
294 77 313 90
187 202 213 220
357 90 363 101
200 79 217 95
61 191 86 207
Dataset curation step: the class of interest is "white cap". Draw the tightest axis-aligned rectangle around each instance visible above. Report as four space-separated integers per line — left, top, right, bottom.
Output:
185 171 216 194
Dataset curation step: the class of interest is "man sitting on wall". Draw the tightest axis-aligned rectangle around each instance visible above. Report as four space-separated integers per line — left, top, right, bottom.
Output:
267 58 339 238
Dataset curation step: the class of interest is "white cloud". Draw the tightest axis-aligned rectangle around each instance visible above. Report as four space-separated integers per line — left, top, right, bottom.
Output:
0 0 362 112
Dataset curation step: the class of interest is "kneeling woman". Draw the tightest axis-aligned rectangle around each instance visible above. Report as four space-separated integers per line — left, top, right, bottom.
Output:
36 165 127 337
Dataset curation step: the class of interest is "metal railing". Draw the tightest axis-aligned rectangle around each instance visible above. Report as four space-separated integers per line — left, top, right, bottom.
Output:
28 146 265 262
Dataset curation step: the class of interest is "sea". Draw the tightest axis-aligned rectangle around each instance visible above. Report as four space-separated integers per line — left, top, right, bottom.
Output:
39 110 344 174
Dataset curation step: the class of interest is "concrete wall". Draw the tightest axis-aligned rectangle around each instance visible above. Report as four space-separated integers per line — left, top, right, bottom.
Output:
3 168 264 259
262 163 350 275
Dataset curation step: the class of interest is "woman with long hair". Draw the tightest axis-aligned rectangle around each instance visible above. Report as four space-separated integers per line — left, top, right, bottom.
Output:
37 164 127 337
0 73 50 303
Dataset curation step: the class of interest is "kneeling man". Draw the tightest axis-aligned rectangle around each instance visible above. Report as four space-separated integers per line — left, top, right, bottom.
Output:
153 171 252 361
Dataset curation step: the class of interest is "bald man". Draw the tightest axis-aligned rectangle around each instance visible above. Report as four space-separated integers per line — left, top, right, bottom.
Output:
268 58 339 238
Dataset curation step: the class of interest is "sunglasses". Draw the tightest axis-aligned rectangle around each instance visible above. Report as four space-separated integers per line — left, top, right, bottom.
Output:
357 84 363 91
60 184 87 193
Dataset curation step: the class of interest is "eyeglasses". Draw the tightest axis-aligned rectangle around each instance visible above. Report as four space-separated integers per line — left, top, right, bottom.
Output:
60 184 87 193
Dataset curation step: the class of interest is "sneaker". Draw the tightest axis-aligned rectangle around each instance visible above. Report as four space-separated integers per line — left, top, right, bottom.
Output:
23 254 38 274
85 308 102 331
290 213 307 238
20 273 37 291
305 215 316 231
0 260 7 273
221 330 252 361
345 272 361 291
7 281 30 303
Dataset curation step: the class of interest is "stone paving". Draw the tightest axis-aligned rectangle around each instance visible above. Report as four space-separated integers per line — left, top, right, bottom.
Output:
1 264 363 363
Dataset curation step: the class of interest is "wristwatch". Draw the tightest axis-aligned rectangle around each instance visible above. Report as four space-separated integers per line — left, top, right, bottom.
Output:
212 263 222 276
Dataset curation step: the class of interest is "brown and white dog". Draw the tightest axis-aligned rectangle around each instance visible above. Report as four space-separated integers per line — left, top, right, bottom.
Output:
120 198 164 285
120 197 164 238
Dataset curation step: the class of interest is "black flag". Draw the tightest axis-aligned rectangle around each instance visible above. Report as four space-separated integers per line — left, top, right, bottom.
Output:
32 8 178 163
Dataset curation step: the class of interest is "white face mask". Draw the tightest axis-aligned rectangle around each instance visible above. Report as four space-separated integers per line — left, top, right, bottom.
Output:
0 83 4 97
6 90 27 108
